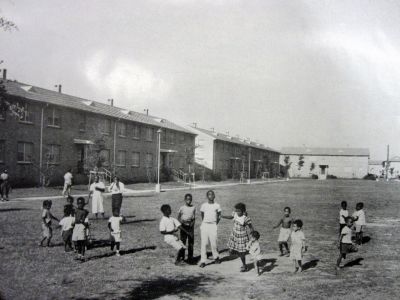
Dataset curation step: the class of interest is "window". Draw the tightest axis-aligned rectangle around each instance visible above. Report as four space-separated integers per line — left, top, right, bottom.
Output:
118 122 126 137
19 103 34 124
45 145 61 164
0 110 5 120
132 152 140 167
179 157 185 169
170 132 175 144
47 107 61 127
161 129 167 143
145 153 153 167
179 134 185 144
79 113 86 132
99 149 110 166
101 119 111 135
132 124 140 139
17 142 33 163
116 150 126 166
146 127 154 141
0 140 4 163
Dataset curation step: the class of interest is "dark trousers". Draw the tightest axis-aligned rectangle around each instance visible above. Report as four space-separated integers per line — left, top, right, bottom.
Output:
111 194 123 216
0 181 10 198
180 224 194 260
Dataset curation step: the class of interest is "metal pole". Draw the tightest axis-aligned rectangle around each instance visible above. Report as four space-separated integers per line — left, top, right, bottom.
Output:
156 129 161 192
386 144 390 181
247 147 251 184
113 120 117 175
39 107 44 186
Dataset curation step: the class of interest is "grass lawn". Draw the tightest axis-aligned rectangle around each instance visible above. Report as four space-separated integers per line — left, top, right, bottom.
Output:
1 179 400 299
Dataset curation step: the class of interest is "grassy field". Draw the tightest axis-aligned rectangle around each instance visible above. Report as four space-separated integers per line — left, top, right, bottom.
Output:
1 179 400 300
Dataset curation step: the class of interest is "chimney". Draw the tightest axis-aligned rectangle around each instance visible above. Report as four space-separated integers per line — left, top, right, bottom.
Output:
192 122 197 128
210 127 215 132
108 99 114 107
58 84 62 93
2 69 7 80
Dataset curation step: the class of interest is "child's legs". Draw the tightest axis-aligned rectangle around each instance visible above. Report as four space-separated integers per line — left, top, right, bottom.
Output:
278 242 284 253
111 240 115 251
239 253 246 266
283 242 289 251
187 227 194 259
297 260 302 269
115 242 120 251
200 224 209 263
46 228 53 245
208 224 219 259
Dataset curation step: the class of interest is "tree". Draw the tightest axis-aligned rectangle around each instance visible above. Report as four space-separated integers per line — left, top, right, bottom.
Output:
0 16 18 31
298 155 305 170
310 162 315 173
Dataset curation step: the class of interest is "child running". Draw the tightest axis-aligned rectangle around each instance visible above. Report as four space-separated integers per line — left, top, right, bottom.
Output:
59 205 75 252
223 202 254 272
336 216 358 271
199 190 222 268
339 201 349 234
39 200 59 247
108 211 123 256
352 202 366 245
273 206 293 256
72 197 89 261
177 193 196 263
290 219 307 273
246 231 262 275
159 204 193 265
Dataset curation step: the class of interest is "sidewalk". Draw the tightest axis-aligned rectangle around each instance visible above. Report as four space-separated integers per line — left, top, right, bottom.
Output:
6 178 287 202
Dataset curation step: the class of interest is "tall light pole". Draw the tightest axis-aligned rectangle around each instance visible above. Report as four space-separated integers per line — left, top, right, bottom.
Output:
247 147 251 184
155 129 162 193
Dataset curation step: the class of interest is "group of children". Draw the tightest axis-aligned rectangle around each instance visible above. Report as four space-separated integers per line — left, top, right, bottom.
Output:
40 195 123 261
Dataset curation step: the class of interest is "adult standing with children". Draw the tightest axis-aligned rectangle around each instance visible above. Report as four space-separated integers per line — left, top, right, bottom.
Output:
109 176 125 217
0 169 11 201
199 190 222 268
88 175 105 219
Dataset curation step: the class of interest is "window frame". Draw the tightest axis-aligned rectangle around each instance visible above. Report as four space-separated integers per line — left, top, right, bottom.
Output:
79 113 86 132
145 153 153 168
145 127 154 142
99 149 110 167
132 124 141 140
0 140 5 163
19 103 34 124
116 150 127 167
101 119 112 135
118 122 127 138
45 144 61 164
131 151 140 167
17 142 34 164
47 107 61 128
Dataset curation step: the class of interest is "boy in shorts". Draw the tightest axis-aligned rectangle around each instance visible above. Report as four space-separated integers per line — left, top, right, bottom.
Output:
336 216 358 271
352 202 366 245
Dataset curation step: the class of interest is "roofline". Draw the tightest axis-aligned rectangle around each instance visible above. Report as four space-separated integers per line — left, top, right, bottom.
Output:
281 153 369 157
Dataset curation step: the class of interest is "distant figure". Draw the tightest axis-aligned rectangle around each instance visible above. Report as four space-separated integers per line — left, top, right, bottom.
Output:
72 197 89 261
62 168 73 197
273 206 293 256
109 176 125 217
352 202 366 245
39 200 59 247
59 205 75 252
290 219 307 273
88 176 105 219
108 210 123 256
0 169 11 201
336 216 358 271
339 201 349 235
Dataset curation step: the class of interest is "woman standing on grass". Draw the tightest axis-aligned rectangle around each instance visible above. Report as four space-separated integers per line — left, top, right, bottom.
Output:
109 176 125 218
88 176 105 219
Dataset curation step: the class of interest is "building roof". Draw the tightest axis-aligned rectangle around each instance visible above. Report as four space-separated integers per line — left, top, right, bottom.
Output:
281 147 370 157
189 126 280 153
3 80 194 134
369 160 383 165
390 156 400 162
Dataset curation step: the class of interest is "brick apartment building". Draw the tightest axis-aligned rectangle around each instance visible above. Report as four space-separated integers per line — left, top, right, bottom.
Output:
187 126 280 180
0 78 195 187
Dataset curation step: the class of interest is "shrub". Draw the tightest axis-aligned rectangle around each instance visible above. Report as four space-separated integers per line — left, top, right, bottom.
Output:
311 174 318 179
327 174 337 179
363 173 377 180
211 172 222 182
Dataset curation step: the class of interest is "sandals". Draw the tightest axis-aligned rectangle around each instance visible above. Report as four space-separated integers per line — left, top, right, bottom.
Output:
240 265 248 272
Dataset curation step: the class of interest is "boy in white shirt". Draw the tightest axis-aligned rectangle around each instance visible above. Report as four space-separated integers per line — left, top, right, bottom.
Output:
108 211 123 256
59 206 75 252
199 190 222 268
336 216 358 270
62 169 73 197
159 204 192 265
177 193 196 263
352 202 366 245
339 201 349 234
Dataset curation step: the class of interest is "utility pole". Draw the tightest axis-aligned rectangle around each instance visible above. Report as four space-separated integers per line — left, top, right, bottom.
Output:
385 144 390 181
144 109 149 116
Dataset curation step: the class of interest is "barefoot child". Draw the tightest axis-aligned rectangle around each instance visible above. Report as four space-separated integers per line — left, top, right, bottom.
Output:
59 206 75 252
199 190 222 268
273 207 293 256
108 211 123 256
39 200 59 247
352 202 366 245
223 202 254 272
159 204 193 265
290 219 307 273
336 216 358 270
72 197 89 261
339 201 348 234
246 231 262 275
177 193 196 263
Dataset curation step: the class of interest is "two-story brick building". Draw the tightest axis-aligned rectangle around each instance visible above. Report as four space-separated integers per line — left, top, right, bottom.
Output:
0 79 195 187
187 126 280 180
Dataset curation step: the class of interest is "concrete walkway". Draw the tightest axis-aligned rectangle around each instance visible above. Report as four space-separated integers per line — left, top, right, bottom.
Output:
7 179 288 202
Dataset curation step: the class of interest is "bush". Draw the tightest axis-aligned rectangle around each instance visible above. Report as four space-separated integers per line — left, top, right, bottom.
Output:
327 174 337 179
311 174 318 179
363 173 377 180
211 172 222 182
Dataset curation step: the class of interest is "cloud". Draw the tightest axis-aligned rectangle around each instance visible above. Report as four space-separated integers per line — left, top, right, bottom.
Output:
84 50 170 108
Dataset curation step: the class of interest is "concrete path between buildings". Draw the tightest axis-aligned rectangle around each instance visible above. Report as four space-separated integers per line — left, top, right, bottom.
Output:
7 179 288 202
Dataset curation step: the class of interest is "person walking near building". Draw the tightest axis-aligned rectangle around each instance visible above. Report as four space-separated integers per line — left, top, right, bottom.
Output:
0 169 11 201
109 176 125 218
62 168 73 197
88 176 106 219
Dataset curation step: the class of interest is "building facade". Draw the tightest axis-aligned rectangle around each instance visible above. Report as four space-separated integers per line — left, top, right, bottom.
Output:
0 79 195 187
280 147 370 179
188 126 280 180
368 160 383 177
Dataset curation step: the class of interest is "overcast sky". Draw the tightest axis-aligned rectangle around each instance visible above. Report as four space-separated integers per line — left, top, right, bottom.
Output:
1 0 400 159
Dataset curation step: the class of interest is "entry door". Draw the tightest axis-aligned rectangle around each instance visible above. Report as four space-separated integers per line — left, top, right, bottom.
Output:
319 165 328 180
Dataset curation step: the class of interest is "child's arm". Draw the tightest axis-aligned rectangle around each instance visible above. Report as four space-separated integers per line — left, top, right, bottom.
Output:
178 225 193 238
50 212 59 222
177 210 183 223
248 223 255 233
273 219 282 229
221 215 234 220
95 186 105 192
108 222 113 232
216 210 222 224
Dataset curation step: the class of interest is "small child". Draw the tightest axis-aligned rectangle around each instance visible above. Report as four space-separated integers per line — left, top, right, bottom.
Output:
290 219 307 273
339 201 348 234
246 231 262 275
59 206 75 252
177 193 196 263
64 195 76 217
273 206 293 256
352 202 366 245
224 202 254 272
39 200 59 247
108 211 123 256
159 204 192 265
336 216 358 270
72 197 89 261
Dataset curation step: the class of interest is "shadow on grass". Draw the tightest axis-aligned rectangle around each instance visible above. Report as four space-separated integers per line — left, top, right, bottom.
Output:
0 208 30 212
258 258 278 274
343 257 364 268
362 236 371 244
120 275 223 300
122 219 157 225
87 239 111 250
84 246 156 262
302 259 319 271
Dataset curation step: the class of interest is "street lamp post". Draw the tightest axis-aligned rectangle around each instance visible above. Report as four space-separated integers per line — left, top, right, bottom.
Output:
155 129 162 193
247 147 251 184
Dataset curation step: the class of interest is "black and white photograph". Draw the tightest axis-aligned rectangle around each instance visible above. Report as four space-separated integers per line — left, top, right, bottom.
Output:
1 1 400 299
